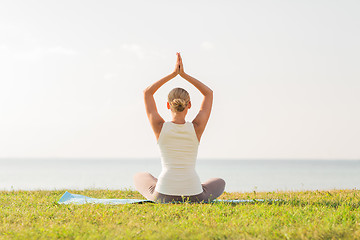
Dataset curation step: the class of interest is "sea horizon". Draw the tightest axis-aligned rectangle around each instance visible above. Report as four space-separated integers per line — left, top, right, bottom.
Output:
1 158 359 161
1 158 359 192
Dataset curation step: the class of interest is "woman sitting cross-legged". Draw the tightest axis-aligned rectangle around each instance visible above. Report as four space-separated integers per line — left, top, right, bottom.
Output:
134 52 225 203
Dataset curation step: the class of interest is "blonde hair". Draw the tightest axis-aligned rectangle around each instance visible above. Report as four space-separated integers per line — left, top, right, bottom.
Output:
168 88 190 112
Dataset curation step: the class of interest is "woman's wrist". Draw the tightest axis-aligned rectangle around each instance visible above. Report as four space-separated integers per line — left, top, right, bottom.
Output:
179 72 186 78
170 71 178 78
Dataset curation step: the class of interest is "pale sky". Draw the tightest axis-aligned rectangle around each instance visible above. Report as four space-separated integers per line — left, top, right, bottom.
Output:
0 0 359 159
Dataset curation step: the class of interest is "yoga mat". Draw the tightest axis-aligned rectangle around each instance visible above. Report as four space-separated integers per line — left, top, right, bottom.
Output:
58 191 153 204
58 191 278 205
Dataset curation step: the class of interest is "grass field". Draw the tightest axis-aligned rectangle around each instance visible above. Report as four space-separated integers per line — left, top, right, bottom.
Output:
0 189 359 239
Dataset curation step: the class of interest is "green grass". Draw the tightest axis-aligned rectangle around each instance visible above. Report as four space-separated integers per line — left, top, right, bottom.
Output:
0 189 359 239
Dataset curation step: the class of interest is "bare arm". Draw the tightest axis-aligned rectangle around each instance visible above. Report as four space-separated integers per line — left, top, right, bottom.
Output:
144 54 180 140
178 54 213 141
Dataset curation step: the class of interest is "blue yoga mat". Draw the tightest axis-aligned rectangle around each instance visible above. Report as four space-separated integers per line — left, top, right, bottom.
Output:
58 191 276 205
58 191 153 204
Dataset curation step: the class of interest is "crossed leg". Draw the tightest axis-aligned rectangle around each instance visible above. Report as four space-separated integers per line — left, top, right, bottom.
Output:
200 177 226 201
133 172 158 201
133 172 226 202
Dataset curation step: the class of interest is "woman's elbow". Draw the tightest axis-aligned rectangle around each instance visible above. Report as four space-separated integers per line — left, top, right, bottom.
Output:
143 87 151 96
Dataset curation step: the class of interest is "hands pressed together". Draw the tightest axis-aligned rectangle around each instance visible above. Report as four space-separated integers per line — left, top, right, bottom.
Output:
173 52 185 76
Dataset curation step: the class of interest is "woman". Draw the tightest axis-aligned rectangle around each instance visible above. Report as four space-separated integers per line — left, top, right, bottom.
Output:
134 52 225 203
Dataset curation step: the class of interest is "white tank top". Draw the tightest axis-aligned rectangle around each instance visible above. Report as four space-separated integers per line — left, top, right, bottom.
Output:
155 121 203 195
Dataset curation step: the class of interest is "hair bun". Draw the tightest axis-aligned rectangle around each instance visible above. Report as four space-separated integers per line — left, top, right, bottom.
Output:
171 98 186 112
168 87 190 112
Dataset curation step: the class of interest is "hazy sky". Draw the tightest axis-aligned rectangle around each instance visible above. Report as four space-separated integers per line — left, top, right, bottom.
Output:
0 0 359 159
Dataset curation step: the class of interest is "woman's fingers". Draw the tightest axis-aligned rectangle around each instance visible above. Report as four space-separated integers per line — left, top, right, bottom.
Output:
173 52 180 74
176 52 184 74
178 53 184 74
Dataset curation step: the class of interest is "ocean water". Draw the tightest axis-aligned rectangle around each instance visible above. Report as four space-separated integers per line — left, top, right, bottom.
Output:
0 159 359 192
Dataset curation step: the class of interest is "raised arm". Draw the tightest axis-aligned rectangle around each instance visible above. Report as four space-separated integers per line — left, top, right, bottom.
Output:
178 53 213 141
144 54 180 140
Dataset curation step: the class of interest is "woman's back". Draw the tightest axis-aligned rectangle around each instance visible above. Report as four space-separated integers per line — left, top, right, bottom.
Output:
155 122 203 195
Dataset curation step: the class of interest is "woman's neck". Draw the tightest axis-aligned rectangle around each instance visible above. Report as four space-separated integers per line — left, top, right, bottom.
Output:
171 112 186 124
